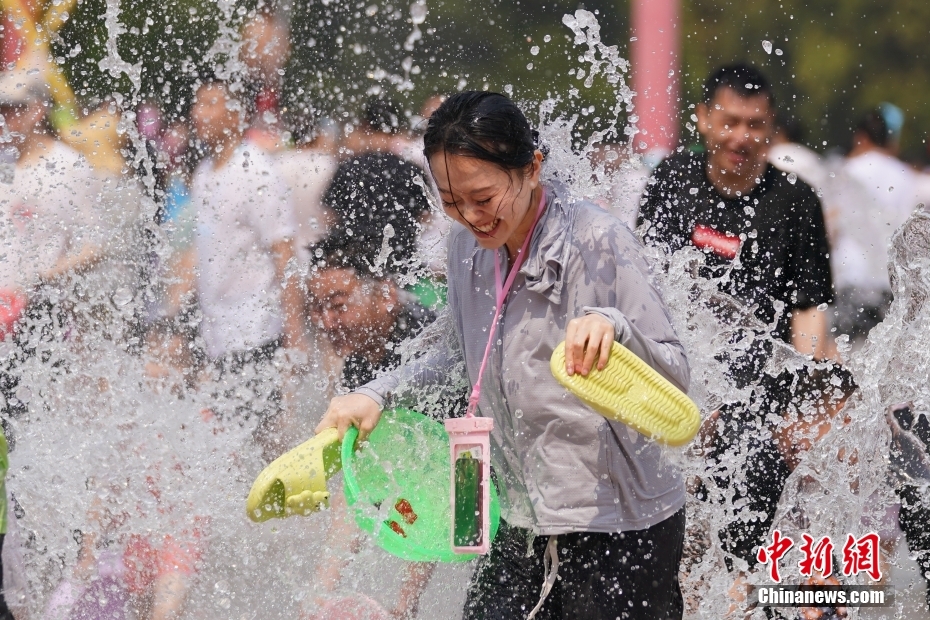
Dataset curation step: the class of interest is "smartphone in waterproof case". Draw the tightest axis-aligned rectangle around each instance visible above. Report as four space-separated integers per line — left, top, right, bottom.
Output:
445 415 494 554
453 448 483 547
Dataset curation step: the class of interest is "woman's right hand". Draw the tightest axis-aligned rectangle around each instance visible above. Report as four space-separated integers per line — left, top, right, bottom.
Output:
315 393 383 442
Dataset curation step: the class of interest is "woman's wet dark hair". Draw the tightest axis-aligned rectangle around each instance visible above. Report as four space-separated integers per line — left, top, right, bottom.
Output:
422 91 540 172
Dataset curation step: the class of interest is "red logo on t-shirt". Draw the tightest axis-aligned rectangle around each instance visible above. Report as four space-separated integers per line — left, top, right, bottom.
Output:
691 224 741 260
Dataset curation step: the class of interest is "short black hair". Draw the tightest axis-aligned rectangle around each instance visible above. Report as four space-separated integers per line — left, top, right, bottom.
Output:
703 64 774 107
311 152 430 277
854 110 890 148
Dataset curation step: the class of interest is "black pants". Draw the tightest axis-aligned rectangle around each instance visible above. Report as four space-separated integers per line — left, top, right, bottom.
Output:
709 401 791 569
708 348 851 570
463 508 686 620
892 405 930 609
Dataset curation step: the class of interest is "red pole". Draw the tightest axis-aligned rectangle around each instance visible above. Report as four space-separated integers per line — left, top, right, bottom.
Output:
630 0 680 159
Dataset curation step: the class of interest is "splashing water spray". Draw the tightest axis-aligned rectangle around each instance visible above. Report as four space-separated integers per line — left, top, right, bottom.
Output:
3 1 928 618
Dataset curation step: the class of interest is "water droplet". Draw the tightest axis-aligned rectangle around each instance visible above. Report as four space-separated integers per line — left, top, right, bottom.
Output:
689 187 699 195
787 173 797 185
526 62 534 70
762 40 773 54
544 34 551 42
775 48 783 56
514 409 524 419
530 46 540 56
112 287 133 306
409 0 427 24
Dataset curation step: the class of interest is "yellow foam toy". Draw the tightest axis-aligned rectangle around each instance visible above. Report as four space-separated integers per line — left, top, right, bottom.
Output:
550 341 701 447
246 428 343 522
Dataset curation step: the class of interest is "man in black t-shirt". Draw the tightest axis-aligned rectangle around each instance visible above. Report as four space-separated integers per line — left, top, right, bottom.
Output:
638 65 836 575
638 67 832 351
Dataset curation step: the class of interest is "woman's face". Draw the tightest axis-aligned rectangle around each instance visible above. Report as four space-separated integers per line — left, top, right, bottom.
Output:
429 150 542 251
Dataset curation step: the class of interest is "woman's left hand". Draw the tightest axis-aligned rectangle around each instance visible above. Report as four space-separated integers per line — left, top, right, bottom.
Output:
564 313 615 376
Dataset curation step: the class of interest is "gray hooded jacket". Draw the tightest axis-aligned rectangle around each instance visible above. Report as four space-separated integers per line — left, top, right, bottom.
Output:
356 181 689 534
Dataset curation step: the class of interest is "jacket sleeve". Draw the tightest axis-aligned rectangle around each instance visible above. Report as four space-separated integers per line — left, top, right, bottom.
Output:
353 307 466 410
579 216 691 394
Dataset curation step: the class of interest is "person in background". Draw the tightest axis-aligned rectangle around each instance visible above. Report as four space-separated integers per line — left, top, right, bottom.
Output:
637 64 837 604
300 156 451 618
277 107 338 262
832 107 930 340
0 68 103 422
240 12 291 152
768 115 831 198
639 64 833 359
304 234 445 620
182 80 307 457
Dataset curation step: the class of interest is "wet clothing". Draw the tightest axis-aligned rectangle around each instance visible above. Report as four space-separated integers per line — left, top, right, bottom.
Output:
638 150 833 343
464 508 686 620
357 181 689 535
638 150 835 567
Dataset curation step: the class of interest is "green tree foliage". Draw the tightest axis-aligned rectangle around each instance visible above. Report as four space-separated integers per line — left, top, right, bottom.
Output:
41 0 930 158
52 0 230 115
682 0 930 158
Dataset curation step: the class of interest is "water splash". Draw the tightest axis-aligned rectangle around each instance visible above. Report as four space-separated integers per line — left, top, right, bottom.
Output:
5 4 929 619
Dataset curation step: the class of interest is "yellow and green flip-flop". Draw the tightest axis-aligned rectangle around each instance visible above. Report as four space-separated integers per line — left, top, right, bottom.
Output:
246 428 343 522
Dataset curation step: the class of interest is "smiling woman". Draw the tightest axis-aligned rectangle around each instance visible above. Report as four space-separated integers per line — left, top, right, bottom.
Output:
312 91 692 619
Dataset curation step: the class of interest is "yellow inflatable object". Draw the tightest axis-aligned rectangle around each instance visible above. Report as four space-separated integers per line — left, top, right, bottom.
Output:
550 341 701 447
246 428 343 522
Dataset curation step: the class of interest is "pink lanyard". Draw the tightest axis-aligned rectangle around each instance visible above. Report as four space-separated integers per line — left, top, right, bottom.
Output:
466 188 547 418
